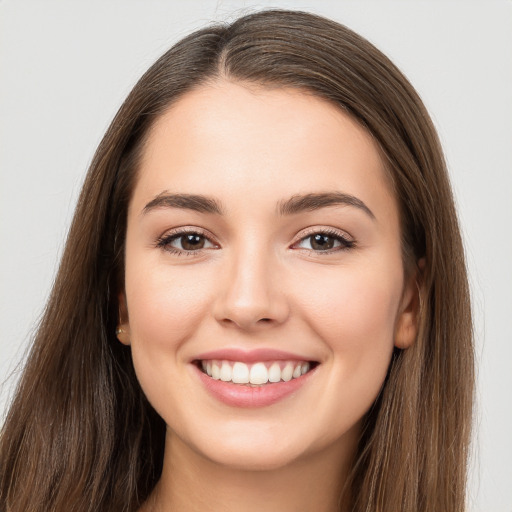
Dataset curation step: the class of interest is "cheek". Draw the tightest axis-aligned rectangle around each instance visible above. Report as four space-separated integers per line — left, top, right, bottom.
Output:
123 254 214 379
292 264 403 432
294 262 402 372
127 272 204 341
123 260 217 422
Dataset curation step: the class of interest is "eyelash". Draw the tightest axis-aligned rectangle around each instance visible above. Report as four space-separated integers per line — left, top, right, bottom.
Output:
155 227 355 257
292 227 355 254
155 228 216 257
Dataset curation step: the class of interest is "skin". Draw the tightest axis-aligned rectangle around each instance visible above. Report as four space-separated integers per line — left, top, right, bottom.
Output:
117 80 420 512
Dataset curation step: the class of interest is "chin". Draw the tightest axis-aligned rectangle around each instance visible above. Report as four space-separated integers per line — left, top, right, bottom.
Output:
200 440 308 472
179 418 348 473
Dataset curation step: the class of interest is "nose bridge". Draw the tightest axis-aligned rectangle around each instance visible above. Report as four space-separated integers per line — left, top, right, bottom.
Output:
214 237 288 329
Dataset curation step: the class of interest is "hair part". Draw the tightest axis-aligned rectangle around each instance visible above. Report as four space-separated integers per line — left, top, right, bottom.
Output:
0 10 473 512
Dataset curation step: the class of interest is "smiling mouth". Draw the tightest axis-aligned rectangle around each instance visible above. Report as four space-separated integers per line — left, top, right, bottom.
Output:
194 359 319 386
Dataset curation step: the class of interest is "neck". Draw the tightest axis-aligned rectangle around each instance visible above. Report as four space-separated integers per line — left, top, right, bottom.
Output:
141 429 358 512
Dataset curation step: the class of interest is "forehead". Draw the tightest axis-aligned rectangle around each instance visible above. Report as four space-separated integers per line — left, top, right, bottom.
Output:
131 80 397 220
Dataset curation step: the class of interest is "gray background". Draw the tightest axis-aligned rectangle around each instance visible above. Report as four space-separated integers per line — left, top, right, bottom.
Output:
1 1 511 510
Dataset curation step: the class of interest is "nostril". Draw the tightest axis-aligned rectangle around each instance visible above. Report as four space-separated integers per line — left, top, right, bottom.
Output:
221 317 272 328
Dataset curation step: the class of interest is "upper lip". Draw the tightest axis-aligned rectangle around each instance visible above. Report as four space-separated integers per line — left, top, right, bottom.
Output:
193 348 317 364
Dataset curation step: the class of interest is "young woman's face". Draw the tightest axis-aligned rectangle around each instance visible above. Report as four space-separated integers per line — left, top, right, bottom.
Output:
120 81 418 470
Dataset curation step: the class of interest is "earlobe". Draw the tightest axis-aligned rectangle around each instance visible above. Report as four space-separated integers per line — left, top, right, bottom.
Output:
116 325 131 345
116 292 131 346
394 259 425 350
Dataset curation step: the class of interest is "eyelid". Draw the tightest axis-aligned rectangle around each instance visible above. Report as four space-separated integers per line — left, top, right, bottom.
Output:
155 226 219 255
293 226 354 243
290 226 355 252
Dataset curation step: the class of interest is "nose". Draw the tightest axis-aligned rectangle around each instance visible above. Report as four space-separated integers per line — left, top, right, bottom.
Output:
212 247 290 331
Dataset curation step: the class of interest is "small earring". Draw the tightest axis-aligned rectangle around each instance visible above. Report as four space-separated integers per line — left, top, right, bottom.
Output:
116 327 124 335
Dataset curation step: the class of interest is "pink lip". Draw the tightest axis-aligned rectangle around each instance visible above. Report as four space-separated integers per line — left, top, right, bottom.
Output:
192 361 317 409
193 348 313 364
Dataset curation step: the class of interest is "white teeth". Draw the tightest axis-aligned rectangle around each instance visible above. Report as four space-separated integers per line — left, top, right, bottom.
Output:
232 362 249 384
201 359 313 385
281 363 293 382
211 362 221 380
220 361 232 382
249 362 269 385
268 362 281 382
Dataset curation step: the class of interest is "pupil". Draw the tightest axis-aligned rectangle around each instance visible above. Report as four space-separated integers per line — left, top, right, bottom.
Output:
311 234 334 250
182 234 204 250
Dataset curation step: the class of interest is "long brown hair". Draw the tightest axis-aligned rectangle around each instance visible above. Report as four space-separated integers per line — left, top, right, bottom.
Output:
0 10 473 511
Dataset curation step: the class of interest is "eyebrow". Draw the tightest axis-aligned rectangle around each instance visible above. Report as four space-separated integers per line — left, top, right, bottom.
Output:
142 192 224 216
277 192 375 219
142 191 375 220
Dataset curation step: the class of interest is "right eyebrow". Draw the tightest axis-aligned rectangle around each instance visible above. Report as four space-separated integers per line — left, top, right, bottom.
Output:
277 192 375 220
141 192 224 216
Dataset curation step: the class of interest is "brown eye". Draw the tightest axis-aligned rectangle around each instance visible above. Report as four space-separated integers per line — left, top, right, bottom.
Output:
178 234 206 250
157 231 216 254
310 234 335 250
294 231 354 252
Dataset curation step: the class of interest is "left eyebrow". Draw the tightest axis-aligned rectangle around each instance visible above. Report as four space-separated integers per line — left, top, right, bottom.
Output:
277 192 375 220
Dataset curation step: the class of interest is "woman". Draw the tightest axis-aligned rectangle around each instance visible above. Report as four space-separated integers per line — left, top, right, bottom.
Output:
0 9 473 512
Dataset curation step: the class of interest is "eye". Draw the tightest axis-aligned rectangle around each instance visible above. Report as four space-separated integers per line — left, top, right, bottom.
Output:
156 229 217 255
294 230 354 252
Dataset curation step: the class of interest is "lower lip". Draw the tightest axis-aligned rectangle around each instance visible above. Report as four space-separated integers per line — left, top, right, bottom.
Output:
193 364 316 408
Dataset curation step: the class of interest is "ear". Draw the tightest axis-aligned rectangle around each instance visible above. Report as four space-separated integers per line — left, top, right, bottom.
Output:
116 292 131 346
394 258 425 349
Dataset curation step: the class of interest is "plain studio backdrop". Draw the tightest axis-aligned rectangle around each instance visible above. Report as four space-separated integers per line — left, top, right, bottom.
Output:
1 1 511 510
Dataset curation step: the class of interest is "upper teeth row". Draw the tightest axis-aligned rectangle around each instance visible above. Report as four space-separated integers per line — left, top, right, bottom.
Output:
201 360 310 385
